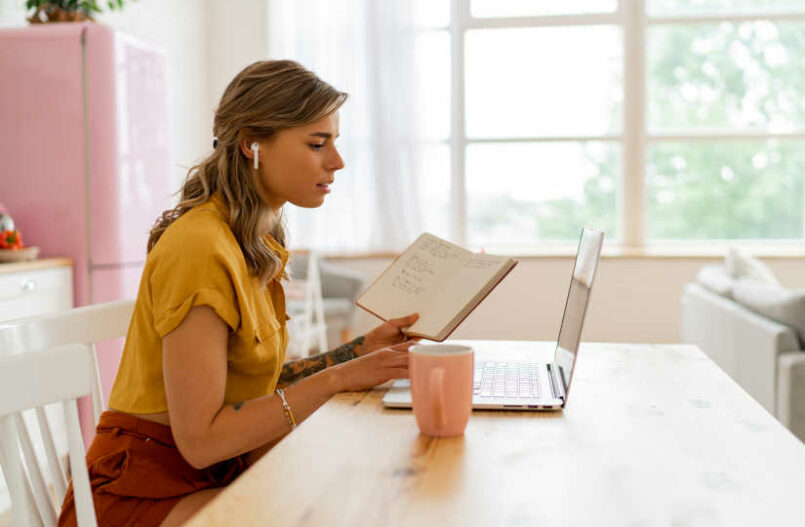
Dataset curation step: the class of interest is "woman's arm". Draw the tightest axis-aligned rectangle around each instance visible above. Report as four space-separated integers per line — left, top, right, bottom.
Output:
163 306 410 470
277 313 420 388
276 336 366 388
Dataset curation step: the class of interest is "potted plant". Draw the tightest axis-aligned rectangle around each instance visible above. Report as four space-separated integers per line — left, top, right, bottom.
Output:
26 0 136 24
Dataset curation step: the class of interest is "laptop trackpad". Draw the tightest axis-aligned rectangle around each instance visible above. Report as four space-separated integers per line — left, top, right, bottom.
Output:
383 379 413 408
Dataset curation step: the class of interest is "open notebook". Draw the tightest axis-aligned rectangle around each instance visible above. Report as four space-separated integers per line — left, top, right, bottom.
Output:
356 233 518 341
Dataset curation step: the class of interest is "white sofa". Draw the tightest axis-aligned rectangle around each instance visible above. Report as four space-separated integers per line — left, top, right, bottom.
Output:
681 282 805 442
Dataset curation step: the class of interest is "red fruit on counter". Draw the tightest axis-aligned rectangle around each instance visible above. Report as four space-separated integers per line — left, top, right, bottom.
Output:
0 229 23 249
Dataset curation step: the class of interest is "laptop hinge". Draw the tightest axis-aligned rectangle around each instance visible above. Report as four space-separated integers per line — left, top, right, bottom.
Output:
547 363 567 401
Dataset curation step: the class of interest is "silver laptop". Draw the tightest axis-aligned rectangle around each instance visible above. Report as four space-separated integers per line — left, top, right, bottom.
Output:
382 228 604 411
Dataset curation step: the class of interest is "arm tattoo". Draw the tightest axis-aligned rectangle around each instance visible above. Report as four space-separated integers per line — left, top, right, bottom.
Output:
277 353 328 388
277 336 365 387
328 335 364 364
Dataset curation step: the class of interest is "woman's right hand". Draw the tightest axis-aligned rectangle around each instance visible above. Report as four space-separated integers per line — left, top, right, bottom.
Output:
330 341 414 392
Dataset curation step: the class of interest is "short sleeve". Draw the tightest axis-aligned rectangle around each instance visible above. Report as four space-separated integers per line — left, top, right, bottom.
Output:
149 218 242 338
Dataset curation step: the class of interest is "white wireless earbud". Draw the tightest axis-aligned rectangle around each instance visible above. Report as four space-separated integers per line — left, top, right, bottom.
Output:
250 142 259 170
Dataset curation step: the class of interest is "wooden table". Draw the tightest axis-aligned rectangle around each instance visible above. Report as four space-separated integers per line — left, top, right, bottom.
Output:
186 341 805 527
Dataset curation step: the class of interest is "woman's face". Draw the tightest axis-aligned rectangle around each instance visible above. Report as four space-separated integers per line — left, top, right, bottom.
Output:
247 112 345 211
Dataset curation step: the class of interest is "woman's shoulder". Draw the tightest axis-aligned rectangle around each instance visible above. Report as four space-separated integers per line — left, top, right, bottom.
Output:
151 199 239 259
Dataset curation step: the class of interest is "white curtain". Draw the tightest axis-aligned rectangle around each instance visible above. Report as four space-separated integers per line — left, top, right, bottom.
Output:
268 0 427 252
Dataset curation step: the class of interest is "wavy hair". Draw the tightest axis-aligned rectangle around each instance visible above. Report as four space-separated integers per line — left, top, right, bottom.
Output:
148 60 348 285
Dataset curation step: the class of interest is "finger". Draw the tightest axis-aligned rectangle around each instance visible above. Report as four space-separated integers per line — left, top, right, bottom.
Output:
376 352 409 368
387 313 420 328
387 367 410 379
386 354 410 367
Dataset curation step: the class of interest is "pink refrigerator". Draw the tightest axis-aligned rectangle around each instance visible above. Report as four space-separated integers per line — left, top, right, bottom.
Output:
0 22 174 445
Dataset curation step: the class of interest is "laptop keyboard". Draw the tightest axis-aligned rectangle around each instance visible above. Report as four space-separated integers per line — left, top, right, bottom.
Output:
474 361 541 399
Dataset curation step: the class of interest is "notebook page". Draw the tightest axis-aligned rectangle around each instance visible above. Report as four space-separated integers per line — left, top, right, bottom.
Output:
411 252 511 338
357 233 467 326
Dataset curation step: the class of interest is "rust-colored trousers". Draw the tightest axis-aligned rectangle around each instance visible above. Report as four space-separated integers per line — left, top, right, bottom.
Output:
58 411 248 527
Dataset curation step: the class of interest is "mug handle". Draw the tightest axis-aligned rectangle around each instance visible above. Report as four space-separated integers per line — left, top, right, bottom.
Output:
430 368 446 430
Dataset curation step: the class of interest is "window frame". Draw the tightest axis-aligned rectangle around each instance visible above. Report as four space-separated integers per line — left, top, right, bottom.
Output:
448 0 805 252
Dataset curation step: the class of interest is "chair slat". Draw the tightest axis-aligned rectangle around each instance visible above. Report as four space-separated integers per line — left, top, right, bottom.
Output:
0 415 43 527
14 413 58 527
88 342 104 426
64 400 98 527
35 406 68 503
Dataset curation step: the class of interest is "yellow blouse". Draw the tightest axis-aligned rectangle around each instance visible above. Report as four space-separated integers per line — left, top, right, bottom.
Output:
108 194 289 413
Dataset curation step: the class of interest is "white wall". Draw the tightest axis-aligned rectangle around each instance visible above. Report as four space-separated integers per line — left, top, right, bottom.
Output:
341 255 805 344
97 0 211 187
206 0 270 113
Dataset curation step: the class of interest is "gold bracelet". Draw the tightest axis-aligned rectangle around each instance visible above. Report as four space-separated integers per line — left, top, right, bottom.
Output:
275 388 297 430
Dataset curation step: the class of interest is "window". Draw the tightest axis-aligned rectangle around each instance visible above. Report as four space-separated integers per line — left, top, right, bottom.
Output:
456 0 805 251
645 2 805 244
463 20 622 249
269 0 805 252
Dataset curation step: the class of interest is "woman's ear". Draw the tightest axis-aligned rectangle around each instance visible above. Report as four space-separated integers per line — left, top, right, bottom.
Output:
237 128 256 161
239 137 255 161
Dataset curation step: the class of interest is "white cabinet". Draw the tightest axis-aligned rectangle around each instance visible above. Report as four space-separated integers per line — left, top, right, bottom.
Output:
0 258 73 519
0 259 73 322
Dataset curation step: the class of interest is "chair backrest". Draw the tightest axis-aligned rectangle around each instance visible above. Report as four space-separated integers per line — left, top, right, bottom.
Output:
0 299 135 423
0 344 98 527
0 300 134 527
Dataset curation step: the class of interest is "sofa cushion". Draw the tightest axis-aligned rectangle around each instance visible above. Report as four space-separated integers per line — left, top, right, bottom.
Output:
696 264 735 297
725 247 780 285
732 280 805 347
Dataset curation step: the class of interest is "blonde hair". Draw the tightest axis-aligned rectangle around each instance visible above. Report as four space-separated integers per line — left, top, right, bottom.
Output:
148 60 348 285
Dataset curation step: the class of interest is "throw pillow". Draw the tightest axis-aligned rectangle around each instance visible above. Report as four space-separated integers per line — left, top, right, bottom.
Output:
695 264 735 297
724 247 780 285
732 279 805 347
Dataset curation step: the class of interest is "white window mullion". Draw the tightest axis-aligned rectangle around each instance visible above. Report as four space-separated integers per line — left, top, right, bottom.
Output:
649 131 805 142
468 135 622 144
648 11 805 25
451 0 468 245
622 0 646 249
464 12 619 29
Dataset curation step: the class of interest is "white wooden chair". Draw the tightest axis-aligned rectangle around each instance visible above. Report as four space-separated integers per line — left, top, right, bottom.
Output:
0 300 135 424
0 300 134 527
0 344 98 527
285 251 328 358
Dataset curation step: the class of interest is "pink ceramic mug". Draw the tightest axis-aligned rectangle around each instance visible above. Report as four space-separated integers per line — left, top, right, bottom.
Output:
410 344 474 437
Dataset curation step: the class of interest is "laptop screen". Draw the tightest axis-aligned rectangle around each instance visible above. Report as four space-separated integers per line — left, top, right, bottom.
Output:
553 228 604 396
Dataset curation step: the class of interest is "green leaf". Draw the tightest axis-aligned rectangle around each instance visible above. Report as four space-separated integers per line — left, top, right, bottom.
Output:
84 0 102 13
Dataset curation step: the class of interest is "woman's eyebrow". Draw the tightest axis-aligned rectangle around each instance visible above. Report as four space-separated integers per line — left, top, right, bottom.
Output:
308 132 339 139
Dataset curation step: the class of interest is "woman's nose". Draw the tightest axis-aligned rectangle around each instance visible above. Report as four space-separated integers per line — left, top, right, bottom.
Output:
329 149 345 170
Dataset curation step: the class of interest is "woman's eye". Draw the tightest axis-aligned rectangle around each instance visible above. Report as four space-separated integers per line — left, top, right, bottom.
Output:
309 143 325 150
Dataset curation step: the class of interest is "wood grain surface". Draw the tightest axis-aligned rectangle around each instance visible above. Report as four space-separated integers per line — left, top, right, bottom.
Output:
186 341 805 527
0 258 72 275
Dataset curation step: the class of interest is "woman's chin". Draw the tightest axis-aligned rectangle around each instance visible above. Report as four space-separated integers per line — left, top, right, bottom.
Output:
290 196 327 209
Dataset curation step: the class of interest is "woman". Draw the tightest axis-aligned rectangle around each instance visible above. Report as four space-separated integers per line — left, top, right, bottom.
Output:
58 60 418 527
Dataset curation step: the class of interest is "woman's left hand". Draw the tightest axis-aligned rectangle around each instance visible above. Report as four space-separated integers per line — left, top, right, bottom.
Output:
357 313 419 357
